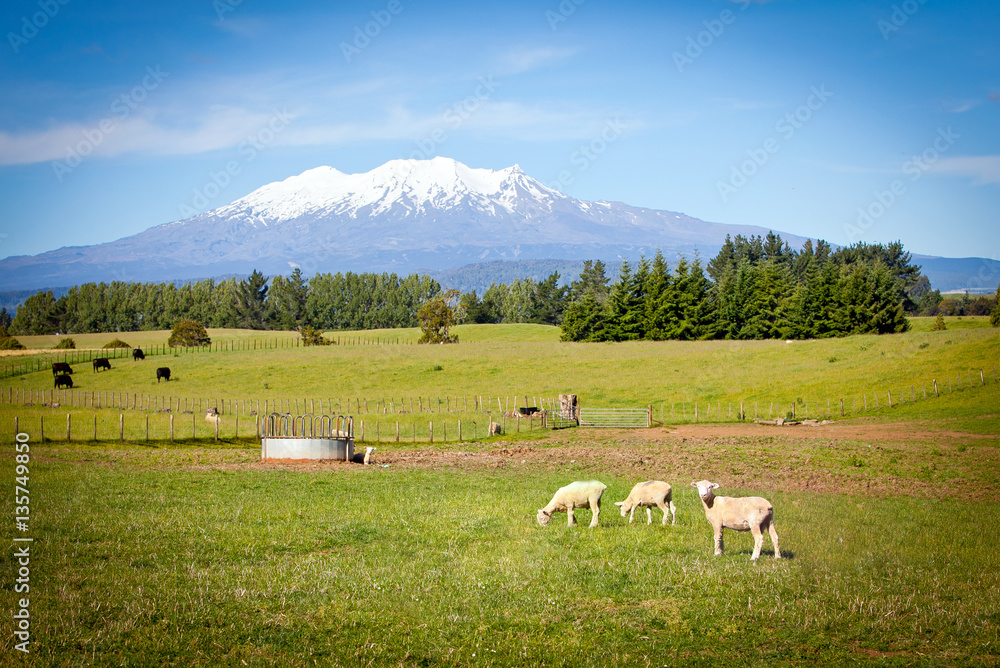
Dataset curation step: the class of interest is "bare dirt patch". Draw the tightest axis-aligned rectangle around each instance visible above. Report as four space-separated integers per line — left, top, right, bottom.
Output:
231 418 1000 502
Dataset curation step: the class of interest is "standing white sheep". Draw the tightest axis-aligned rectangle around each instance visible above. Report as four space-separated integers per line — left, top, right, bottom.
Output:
691 480 781 561
536 480 607 528
615 480 676 526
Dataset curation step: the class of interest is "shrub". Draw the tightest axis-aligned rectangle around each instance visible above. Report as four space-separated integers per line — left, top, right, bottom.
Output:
103 338 132 349
299 326 332 346
168 319 211 348
931 313 947 331
0 335 26 350
54 337 76 349
418 294 459 345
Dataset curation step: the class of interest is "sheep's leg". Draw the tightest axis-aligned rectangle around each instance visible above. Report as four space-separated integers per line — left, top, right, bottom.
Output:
768 520 781 559
567 508 577 527
668 500 677 526
655 501 668 526
714 526 724 556
628 507 636 524
646 507 653 525
750 524 764 561
588 499 600 528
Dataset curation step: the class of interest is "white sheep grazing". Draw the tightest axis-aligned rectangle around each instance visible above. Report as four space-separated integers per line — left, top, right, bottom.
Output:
350 446 376 465
536 480 607 528
691 480 781 561
615 480 676 526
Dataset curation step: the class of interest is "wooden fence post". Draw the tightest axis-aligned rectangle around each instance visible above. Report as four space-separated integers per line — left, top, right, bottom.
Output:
934 379 938 397
66 413 71 441
840 398 844 417
120 414 124 440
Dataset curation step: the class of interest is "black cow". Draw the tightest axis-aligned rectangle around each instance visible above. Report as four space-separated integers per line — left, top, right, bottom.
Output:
52 362 73 376
156 367 171 382
133 348 145 361
93 357 111 372
54 374 73 389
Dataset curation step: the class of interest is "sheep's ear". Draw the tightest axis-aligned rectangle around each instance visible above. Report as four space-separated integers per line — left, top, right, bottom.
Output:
710 483 720 490
690 482 698 488
614 501 623 507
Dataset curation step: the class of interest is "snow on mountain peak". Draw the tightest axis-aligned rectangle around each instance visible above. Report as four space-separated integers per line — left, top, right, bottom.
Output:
222 157 567 222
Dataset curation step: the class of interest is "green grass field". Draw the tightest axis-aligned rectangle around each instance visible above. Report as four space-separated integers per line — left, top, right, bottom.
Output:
2 322 999 665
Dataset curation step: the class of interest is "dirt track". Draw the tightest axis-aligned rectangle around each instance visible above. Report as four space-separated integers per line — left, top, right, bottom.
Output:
258 418 1000 502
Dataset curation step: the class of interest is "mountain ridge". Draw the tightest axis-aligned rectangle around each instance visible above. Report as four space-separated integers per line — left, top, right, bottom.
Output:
1 157 994 294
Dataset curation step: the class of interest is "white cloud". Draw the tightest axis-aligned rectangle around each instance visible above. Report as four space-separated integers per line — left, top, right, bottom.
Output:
928 156 1000 185
0 107 296 166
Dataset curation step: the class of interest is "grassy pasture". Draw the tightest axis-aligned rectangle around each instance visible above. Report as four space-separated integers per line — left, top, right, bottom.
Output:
3 324 997 418
1 433 999 666
2 324 999 665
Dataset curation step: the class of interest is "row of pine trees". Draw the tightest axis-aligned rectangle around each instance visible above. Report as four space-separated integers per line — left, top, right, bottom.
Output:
560 236 926 341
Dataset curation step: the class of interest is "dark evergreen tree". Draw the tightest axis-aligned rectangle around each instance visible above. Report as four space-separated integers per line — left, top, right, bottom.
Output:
643 250 677 340
528 272 568 325
569 260 610 303
559 292 608 342
267 269 308 329
234 270 269 329
604 259 646 341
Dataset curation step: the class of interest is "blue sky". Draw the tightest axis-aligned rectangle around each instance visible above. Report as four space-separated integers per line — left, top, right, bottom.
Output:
1 0 998 265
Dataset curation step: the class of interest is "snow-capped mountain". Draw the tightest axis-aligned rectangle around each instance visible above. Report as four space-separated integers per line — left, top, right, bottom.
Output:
1 157 810 290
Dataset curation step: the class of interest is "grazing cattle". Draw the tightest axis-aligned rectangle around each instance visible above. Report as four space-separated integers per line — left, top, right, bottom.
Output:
133 348 145 361
54 374 73 389
93 358 111 372
52 362 73 376
156 367 171 382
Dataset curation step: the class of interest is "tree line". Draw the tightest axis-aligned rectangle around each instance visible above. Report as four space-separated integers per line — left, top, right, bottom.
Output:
8 269 441 335
6 234 999 340
559 234 999 341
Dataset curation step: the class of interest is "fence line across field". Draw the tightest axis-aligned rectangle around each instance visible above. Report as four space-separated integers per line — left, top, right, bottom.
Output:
1 365 996 445
0 335 414 381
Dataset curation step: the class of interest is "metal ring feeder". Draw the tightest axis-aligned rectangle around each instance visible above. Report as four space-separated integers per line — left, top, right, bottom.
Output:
260 413 355 461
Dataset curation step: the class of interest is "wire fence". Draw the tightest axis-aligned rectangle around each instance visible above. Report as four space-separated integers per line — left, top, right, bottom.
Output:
0 334 411 381
1 365 995 445
5 409 555 445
